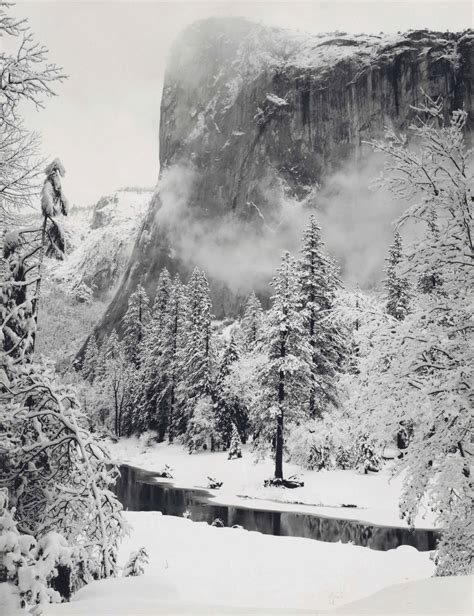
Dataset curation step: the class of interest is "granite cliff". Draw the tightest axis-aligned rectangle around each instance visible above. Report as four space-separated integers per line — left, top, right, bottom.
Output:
98 17 473 336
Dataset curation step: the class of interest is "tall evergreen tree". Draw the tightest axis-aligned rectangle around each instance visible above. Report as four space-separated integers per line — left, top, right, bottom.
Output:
241 291 263 348
82 334 99 383
165 274 189 442
179 268 215 446
138 268 173 436
151 268 173 325
299 215 346 417
256 252 312 480
214 333 248 447
384 231 410 320
122 283 150 366
228 423 243 460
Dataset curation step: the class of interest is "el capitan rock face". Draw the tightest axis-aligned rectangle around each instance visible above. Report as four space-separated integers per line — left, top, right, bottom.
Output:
98 18 473 338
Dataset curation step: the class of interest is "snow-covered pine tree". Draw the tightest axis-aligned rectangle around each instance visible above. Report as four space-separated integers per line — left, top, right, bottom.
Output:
214 333 248 447
164 274 189 443
151 268 173 325
82 334 99 383
255 252 312 481
356 434 382 474
137 268 173 436
241 291 263 348
122 547 149 578
179 268 215 448
227 423 243 460
299 215 346 418
384 231 410 320
122 283 150 367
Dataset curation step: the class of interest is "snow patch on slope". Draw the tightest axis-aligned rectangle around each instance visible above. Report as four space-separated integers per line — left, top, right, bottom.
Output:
49 189 153 298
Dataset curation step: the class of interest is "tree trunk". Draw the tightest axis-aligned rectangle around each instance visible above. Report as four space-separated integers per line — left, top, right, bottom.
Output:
168 384 175 444
275 409 284 479
117 402 123 438
275 368 285 479
30 215 47 354
114 388 119 436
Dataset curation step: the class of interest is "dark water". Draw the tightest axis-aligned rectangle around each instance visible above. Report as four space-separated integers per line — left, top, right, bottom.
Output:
114 464 439 552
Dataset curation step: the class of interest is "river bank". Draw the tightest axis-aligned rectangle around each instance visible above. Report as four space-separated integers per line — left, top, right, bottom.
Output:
106 436 437 529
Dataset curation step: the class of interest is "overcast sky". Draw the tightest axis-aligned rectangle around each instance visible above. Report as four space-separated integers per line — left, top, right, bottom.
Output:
12 0 473 205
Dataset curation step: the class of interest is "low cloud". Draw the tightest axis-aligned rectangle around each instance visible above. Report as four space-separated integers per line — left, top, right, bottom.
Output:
154 154 403 294
316 153 404 288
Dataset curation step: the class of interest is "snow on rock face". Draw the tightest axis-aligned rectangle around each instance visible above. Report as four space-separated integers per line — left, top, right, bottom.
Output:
50 189 153 299
99 18 473 337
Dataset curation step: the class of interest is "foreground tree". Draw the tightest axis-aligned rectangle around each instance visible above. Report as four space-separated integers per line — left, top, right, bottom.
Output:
255 252 312 481
353 98 474 574
122 283 150 366
0 489 74 612
0 358 128 584
2 159 69 361
0 7 127 607
0 4 64 219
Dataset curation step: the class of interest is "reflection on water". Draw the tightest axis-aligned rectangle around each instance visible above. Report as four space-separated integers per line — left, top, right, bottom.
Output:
114 465 439 552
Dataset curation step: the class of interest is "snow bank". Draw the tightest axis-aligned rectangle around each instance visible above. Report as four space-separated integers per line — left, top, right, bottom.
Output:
331 574 473 615
46 511 434 615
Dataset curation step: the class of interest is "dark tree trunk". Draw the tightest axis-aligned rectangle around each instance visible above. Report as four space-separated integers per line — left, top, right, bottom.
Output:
117 402 123 438
275 367 285 479
275 409 284 479
114 388 119 436
168 384 175 443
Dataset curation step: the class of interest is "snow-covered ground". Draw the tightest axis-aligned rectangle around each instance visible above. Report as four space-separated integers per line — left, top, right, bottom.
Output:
331 574 473 615
46 511 437 615
106 437 437 529
43 441 471 616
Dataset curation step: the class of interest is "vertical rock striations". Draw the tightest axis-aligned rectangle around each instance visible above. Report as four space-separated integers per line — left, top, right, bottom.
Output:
99 18 473 337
